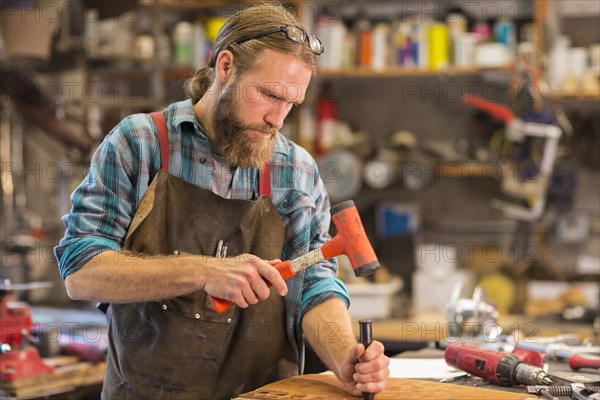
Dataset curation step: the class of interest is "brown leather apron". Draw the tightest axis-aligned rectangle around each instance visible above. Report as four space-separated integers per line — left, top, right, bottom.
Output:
101 112 297 399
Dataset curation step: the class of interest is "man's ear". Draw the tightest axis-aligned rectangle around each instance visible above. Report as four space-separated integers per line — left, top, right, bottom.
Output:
214 50 235 84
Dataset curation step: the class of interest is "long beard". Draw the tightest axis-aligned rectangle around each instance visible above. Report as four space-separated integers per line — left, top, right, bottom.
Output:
212 86 277 169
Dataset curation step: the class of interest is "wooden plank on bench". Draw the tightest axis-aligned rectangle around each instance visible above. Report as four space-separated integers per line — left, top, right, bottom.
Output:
0 361 105 399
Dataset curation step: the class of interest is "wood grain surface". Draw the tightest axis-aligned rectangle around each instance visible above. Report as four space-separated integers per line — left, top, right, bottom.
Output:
238 374 537 400
0 358 105 398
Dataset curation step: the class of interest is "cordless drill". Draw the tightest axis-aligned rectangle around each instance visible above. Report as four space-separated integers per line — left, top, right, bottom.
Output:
444 343 553 386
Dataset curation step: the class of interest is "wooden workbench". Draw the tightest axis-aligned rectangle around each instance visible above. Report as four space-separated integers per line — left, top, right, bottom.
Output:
235 373 536 399
0 356 104 400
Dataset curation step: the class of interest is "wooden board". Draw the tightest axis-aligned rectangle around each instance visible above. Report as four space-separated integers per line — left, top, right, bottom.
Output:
0 357 105 399
238 374 537 400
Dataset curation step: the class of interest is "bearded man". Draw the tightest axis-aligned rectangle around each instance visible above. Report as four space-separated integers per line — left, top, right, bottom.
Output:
55 4 388 399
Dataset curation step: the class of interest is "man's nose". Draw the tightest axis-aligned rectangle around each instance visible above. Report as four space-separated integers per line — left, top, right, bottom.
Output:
264 103 289 131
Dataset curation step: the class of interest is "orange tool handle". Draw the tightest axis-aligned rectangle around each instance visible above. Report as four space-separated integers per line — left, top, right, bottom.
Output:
208 260 295 313
569 354 600 370
462 95 515 124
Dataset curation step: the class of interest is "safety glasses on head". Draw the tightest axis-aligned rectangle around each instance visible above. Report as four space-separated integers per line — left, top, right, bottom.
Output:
235 25 324 54
210 25 324 66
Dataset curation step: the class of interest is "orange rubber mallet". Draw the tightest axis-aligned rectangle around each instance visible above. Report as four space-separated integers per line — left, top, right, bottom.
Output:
209 200 380 312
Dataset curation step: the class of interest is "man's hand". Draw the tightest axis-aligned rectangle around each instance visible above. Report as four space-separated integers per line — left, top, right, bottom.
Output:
339 340 389 396
65 251 287 305
201 254 287 308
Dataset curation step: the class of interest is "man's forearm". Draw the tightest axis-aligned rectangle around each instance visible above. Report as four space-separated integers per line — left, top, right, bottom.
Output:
65 250 204 303
302 298 357 378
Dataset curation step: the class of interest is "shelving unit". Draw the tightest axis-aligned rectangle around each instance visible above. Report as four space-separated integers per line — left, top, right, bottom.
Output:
82 0 596 161
138 0 254 9
86 65 193 81
318 66 513 78
304 0 538 163
547 93 600 101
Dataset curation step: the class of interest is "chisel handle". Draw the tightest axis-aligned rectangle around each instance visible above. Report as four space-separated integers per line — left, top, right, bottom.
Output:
359 320 375 400
569 354 600 370
209 260 295 313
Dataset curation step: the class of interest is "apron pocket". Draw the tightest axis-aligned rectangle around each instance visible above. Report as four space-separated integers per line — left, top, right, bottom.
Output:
159 290 235 323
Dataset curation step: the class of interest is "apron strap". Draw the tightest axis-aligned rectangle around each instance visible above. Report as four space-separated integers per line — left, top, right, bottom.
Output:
150 111 169 172
151 110 271 197
259 162 271 197
97 111 167 315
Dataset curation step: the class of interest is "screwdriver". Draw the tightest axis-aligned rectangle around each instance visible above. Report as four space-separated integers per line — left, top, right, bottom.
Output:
569 354 600 371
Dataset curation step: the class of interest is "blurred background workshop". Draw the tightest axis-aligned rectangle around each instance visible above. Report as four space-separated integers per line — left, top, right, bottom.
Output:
0 0 599 399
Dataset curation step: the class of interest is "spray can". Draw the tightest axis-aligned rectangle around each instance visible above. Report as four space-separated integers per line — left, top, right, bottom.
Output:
429 23 449 71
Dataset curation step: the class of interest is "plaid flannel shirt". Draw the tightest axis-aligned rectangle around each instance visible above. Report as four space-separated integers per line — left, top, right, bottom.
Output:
54 99 349 369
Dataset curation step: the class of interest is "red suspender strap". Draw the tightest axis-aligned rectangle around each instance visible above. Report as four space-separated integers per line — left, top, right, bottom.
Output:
150 111 169 172
151 110 269 196
259 162 271 197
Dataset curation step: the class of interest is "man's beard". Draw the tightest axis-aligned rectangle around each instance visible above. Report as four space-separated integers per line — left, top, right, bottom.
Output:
211 85 277 169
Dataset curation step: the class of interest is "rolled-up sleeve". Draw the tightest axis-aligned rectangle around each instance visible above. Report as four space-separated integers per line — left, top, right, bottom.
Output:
56 236 121 279
54 115 156 279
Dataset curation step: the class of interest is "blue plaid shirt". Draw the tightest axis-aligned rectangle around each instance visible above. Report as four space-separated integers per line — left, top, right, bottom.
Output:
55 99 349 367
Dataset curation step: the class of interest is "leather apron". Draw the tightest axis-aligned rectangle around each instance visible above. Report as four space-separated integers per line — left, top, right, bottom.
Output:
101 112 297 399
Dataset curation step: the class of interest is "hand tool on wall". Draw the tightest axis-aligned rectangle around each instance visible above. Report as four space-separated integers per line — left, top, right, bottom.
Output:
318 150 364 203
462 95 562 221
527 383 600 400
364 149 399 190
210 200 380 312
359 320 375 400
444 343 553 386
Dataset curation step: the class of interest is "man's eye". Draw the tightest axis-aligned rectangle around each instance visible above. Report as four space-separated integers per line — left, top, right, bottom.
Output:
262 91 279 101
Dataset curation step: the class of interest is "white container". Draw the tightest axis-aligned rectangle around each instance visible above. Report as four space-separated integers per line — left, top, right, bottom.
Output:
569 47 588 78
412 269 472 311
548 37 570 92
415 243 459 273
475 43 511 68
454 33 477 68
590 44 600 76
346 278 403 320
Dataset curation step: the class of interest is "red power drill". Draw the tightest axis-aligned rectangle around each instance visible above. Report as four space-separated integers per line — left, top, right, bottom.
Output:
445 343 553 386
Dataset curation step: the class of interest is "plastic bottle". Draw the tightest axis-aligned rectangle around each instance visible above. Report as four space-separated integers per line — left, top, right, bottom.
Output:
548 36 570 92
173 21 193 65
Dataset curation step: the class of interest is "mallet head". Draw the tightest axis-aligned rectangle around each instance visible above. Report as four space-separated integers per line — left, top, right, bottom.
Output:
324 200 380 277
